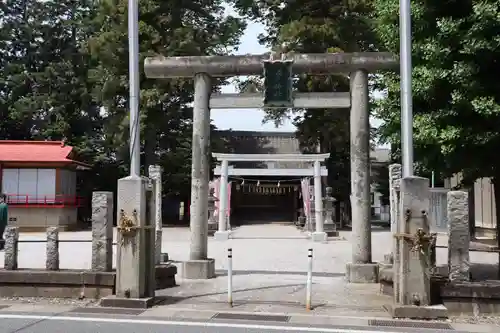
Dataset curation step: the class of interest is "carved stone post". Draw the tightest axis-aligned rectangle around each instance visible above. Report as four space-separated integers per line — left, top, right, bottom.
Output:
447 191 470 281
46 227 59 270
4 227 19 270
388 163 402 264
148 165 163 265
91 192 114 272
323 187 338 237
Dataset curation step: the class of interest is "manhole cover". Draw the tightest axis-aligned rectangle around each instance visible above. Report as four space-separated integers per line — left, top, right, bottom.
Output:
212 312 290 322
369 319 453 330
68 307 145 316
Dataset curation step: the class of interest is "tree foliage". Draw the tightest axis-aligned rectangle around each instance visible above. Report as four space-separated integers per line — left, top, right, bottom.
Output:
88 0 245 197
0 0 245 219
233 0 377 202
373 0 500 186
373 0 500 231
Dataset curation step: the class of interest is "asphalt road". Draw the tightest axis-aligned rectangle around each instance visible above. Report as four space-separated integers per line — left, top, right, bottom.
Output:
0 313 465 333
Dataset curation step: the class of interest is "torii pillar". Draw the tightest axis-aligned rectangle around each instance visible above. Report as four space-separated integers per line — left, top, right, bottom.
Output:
144 53 398 281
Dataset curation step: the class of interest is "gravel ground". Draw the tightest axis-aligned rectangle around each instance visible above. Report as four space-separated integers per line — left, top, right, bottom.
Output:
0 296 99 307
450 315 500 325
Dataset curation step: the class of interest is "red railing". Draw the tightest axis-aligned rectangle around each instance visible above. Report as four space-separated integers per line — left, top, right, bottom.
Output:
6 194 84 208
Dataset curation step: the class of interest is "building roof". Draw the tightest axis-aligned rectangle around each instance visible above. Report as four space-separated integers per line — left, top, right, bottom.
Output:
0 140 90 168
215 130 392 166
214 130 310 169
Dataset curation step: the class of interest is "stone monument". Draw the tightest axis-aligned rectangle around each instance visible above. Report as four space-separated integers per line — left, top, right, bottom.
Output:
447 191 470 282
386 176 447 319
323 187 338 237
101 175 156 308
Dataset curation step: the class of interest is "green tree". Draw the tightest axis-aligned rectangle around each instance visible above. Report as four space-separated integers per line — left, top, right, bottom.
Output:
232 0 377 203
0 0 100 143
88 0 246 198
373 1 500 221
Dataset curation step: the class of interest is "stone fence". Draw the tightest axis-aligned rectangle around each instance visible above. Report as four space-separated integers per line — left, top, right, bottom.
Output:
0 191 176 299
2 225 115 272
381 175 500 316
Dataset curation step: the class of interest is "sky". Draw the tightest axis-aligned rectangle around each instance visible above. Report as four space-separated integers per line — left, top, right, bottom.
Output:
211 6 301 132
211 5 384 133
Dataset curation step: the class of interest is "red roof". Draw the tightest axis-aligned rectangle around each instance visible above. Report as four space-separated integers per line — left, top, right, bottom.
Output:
0 140 90 167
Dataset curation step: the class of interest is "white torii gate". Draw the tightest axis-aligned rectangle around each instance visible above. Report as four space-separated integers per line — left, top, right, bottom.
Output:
212 153 330 242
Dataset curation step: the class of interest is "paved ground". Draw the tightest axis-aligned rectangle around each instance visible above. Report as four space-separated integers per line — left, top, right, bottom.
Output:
0 224 499 331
1 223 496 274
0 309 496 333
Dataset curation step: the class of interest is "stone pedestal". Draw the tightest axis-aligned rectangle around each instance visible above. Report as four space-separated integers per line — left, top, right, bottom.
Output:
311 231 327 242
182 258 216 279
447 191 470 282
214 230 231 241
91 192 114 272
102 176 156 308
388 176 447 319
345 263 379 283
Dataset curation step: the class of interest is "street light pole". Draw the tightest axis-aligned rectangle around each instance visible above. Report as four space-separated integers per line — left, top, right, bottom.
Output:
400 0 413 177
128 0 141 177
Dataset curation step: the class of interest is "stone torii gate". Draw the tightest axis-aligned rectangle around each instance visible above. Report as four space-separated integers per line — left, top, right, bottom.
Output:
144 52 398 282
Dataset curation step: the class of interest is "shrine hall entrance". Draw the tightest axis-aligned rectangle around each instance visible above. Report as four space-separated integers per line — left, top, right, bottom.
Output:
230 177 301 225
212 152 330 230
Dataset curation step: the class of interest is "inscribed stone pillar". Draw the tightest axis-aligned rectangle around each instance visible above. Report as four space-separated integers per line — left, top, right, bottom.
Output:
389 164 402 236
387 164 402 288
46 227 59 270
184 72 215 279
312 160 327 242
395 176 432 306
148 165 163 265
4 227 19 270
389 164 402 301
447 191 470 282
115 176 155 299
91 191 114 272
346 69 378 283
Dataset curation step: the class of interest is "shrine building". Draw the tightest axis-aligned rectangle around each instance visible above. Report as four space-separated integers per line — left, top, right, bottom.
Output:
211 130 326 225
0 140 90 230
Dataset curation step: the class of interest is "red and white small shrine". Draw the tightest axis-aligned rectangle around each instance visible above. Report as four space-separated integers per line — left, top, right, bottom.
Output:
0 140 90 230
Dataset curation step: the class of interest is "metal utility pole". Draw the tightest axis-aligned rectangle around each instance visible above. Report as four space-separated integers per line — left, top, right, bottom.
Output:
400 0 413 177
128 0 140 176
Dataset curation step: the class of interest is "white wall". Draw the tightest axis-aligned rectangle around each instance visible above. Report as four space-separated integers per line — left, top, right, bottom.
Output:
2 168 56 203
